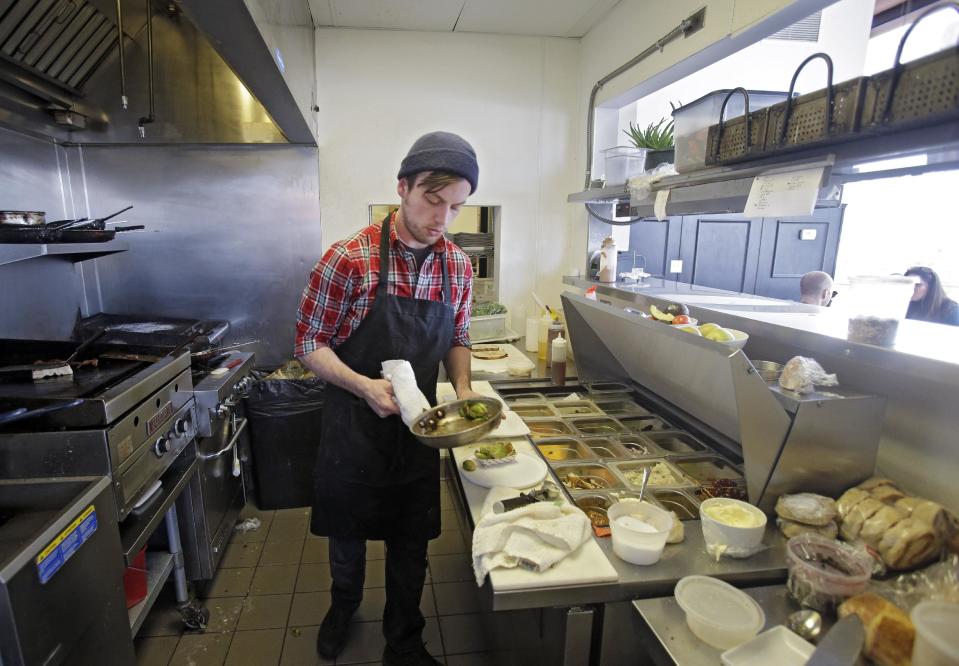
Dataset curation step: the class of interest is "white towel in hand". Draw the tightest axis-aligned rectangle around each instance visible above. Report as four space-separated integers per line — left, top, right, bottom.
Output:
381 360 430 427
471 487 591 586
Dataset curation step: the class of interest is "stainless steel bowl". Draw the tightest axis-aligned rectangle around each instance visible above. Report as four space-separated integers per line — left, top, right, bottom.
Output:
752 360 784 382
410 397 503 449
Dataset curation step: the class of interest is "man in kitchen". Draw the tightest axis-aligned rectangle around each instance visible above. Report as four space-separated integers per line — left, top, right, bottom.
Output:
295 131 480 666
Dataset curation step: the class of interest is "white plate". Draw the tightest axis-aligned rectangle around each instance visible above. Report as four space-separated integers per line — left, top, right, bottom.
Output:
461 452 548 489
720 626 814 666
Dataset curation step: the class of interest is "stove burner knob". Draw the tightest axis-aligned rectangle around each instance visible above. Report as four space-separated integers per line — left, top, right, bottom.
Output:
154 436 171 457
215 403 230 418
174 417 190 436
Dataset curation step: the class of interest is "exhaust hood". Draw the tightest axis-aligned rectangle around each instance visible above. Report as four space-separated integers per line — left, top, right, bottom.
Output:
0 0 315 145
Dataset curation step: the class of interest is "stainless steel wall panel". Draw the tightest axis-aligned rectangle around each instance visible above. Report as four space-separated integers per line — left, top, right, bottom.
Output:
78 144 321 366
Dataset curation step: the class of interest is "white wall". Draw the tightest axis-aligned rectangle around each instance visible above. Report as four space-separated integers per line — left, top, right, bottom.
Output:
313 29 581 322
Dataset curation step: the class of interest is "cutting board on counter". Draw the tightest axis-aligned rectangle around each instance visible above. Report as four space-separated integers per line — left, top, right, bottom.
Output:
468 344 535 375
451 440 619 590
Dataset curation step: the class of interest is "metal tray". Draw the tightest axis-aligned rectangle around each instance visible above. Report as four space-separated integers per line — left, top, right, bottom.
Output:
580 437 631 460
704 88 771 165
586 382 632 394
573 494 612 529
552 400 603 417
526 419 575 440
568 416 627 437
619 415 674 434
672 455 744 485
617 435 663 459
511 403 557 419
503 393 545 405
609 458 695 490
536 438 597 464
553 462 623 492
650 489 701 521
591 398 651 417
645 431 709 455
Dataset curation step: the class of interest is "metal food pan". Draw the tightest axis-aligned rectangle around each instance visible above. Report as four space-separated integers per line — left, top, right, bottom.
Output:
672 455 744 485
553 462 623 492
526 419 575 440
591 399 652 417
580 437 631 460
616 435 663 459
511 403 558 419
619 415 675 434
503 393 545 405
572 494 611 529
645 431 709 455
586 382 632 394
536 438 597 464
537 384 588 397
609 459 696 490
651 489 701 521
552 400 603 417
568 416 628 437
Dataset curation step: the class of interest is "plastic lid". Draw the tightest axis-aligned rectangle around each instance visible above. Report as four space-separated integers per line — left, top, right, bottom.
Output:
675 576 765 632
911 601 959 657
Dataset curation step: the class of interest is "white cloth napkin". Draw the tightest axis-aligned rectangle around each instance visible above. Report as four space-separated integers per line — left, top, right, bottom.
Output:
471 487 591 586
381 360 430 427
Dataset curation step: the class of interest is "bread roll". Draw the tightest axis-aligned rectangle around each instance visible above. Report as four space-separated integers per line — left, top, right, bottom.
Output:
871 484 906 505
777 517 838 539
838 488 870 518
838 593 914 666
859 477 899 492
775 493 838 526
894 497 924 516
842 497 884 541
878 517 939 570
859 505 906 548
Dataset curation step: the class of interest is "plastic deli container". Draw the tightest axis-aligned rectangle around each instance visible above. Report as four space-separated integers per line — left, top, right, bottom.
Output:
785 533 873 612
675 575 766 649
672 90 789 173
843 275 919 347
602 146 648 185
607 499 672 565
721 626 814 666
911 601 959 666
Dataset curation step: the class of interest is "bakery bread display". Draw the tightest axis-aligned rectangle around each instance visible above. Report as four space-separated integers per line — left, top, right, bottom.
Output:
776 493 838 526
838 593 915 666
777 517 839 539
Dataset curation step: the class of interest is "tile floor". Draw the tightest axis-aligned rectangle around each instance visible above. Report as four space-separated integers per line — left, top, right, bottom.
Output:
133 479 549 666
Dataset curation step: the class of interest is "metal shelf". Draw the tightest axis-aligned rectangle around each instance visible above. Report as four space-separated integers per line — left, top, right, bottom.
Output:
568 120 959 216
0 241 129 267
128 551 175 636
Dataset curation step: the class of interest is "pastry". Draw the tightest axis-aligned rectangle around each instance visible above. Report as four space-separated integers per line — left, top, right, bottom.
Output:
837 488 870 518
871 484 906 505
859 505 906 548
841 497 884 541
878 517 939 570
894 497 924 516
775 493 838 526
858 477 899 492
472 346 508 360
838 593 914 666
777 517 838 539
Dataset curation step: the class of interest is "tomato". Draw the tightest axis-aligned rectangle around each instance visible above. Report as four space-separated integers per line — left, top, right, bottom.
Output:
672 315 691 325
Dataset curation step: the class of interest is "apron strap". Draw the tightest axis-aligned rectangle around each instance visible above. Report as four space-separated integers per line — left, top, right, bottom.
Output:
380 212 452 305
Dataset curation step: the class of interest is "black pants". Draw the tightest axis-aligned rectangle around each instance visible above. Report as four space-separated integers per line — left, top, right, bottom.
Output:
330 535 429 652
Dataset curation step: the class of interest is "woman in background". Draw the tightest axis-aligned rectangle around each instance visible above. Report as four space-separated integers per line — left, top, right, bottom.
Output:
905 266 959 326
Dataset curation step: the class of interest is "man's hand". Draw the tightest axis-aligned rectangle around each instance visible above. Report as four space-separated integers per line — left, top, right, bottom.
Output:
361 378 400 418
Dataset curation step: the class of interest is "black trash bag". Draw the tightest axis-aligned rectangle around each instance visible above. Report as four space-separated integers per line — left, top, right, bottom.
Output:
244 376 325 511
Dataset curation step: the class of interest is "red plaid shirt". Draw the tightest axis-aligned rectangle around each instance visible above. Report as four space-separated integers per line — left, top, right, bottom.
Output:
295 214 473 357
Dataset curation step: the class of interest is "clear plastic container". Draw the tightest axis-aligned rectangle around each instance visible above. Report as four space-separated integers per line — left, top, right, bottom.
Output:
785 533 873 612
675 575 766 649
672 90 789 173
602 146 648 185
911 601 959 666
845 275 918 320
608 499 672 565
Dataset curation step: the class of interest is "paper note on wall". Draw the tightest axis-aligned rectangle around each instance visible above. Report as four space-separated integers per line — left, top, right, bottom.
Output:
654 190 669 221
743 166 825 218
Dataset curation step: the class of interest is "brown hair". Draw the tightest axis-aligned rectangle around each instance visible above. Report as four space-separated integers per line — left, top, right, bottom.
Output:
405 171 465 194
905 266 950 321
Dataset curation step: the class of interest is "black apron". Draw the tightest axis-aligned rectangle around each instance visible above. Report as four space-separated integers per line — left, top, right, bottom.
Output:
310 214 454 541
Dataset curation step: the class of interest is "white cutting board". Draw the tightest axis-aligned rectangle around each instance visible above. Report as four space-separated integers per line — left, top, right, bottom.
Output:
451 439 619 590
460 452 548 489
469 343 535 375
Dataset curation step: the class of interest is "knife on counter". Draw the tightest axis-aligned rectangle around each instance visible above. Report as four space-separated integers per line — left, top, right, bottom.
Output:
805 614 865 666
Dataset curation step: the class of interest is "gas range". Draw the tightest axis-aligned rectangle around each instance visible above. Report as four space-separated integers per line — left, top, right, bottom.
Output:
191 351 256 437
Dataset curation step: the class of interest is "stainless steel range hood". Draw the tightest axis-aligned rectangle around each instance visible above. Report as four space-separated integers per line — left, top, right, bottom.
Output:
0 0 315 144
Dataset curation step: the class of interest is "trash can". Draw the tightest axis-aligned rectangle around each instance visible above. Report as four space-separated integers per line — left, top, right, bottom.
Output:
244 375 325 510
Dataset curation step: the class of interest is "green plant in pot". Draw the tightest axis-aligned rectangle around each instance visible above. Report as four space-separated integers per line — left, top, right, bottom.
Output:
624 118 675 170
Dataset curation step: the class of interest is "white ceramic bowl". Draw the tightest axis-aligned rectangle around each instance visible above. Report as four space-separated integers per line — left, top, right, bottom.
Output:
719 329 749 349
608 499 672 566
700 498 767 556
675 575 766 650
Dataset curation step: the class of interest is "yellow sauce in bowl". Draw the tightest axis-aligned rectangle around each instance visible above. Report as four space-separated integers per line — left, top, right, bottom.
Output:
702 502 764 528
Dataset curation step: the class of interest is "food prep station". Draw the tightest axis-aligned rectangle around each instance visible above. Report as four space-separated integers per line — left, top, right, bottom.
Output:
443 283 911 665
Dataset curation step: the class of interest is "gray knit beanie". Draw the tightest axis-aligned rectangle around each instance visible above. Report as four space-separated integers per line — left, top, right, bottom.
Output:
397 131 479 194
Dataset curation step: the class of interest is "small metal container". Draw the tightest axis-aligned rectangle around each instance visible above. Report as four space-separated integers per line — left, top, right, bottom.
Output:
645 431 709 455
536 438 597 463
651 489 701 520
554 463 623 491
580 437 631 460
591 399 651 417
586 382 632 394
526 419 575 440
617 436 662 459
751 360 784 382
511 403 557 419
673 455 744 485
552 400 603 417
503 393 545 405
610 459 695 490
573 494 612 528
569 417 627 437
619 415 674 434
